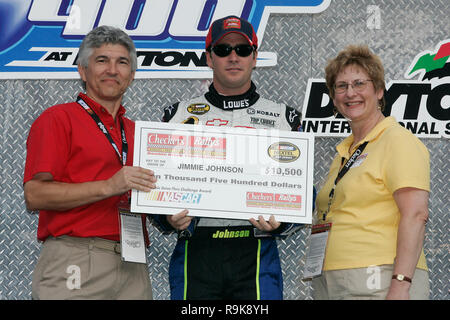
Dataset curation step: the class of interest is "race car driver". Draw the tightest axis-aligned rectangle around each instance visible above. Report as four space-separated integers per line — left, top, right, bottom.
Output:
152 15 308 300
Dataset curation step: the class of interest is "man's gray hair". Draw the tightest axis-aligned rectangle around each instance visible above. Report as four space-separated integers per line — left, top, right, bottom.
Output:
78 25 137 71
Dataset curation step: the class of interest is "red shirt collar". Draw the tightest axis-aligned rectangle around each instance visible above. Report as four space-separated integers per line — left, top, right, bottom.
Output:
78 92 126 119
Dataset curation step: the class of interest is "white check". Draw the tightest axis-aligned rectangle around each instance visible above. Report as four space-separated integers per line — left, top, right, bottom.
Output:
131 121 314 224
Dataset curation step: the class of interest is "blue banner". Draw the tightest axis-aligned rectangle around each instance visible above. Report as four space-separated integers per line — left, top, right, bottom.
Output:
0 0 330 79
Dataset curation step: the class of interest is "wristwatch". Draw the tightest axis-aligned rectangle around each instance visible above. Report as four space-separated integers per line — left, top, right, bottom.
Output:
392 274 412 283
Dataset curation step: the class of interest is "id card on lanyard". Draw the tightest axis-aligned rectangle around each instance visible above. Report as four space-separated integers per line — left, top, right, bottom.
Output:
303 223 332 279
77 95 146 264
303 141 369 278
118 204 147 264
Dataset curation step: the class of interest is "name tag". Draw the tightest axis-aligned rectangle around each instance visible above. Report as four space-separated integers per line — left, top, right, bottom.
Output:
119 209 147 264
303 223 332 280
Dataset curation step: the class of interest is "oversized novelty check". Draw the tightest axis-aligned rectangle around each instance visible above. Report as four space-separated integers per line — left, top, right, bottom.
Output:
131 121 314 224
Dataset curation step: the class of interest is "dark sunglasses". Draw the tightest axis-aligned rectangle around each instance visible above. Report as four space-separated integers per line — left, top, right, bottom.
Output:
211 44 255 57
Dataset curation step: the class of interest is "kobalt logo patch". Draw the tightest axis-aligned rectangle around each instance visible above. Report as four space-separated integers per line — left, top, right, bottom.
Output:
0 0 330 79
247 108 280 117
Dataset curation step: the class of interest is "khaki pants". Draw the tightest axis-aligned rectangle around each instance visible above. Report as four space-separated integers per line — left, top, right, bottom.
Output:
312 265 429 300
32 236 152 300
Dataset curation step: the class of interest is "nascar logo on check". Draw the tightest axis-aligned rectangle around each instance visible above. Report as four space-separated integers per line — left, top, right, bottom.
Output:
146 190 202 204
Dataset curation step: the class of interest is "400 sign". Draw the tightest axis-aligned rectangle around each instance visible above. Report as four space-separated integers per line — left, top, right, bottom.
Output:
0 0 330 79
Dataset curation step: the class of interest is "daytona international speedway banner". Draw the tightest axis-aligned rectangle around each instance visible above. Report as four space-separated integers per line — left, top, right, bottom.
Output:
300 40 450 138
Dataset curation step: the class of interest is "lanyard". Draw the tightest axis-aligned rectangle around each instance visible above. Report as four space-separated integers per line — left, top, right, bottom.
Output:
77 95 128 166
321 141 368 221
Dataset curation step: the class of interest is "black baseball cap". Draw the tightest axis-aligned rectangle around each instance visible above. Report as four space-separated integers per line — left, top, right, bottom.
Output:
205 15 258 50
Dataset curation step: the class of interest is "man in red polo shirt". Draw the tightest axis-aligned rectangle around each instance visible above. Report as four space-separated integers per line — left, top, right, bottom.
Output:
23 26 156 299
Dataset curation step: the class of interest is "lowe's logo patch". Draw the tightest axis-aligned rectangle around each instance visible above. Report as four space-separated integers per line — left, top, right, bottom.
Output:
0 0 330 79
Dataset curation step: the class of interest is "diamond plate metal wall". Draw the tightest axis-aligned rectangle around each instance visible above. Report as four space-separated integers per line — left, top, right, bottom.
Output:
0 0 448 300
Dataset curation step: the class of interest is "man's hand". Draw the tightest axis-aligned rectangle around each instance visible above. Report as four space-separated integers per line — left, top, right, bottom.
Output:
24 166 157 212
167 209 192 231
249 215 281 232
107 166 157 196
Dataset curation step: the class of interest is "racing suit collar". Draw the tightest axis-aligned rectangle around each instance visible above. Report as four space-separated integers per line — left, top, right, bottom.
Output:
205 81 260 110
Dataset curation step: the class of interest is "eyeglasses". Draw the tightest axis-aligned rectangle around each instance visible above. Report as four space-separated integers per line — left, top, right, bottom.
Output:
334 79 373 94
211 44 255 57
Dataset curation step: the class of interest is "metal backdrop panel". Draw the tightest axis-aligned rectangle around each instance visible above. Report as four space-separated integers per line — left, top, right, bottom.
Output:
0 0 448 300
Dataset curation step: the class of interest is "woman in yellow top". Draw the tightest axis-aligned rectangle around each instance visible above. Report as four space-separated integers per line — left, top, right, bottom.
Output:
313 45 430 300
